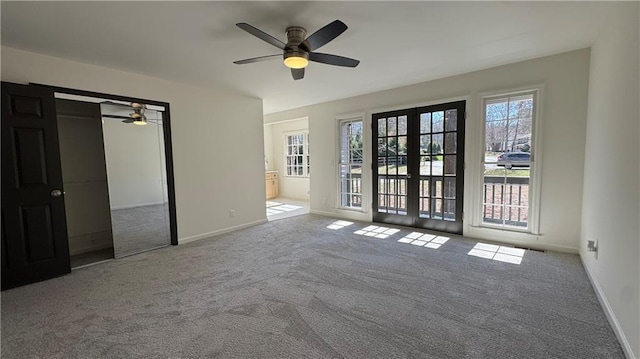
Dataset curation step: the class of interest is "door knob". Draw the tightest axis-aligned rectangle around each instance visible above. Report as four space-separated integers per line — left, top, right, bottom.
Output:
407 173 412 179
50 189 64 197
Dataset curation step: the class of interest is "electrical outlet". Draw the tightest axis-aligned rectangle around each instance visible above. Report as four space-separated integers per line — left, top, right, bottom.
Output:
587 239 598 259
229 210 235 218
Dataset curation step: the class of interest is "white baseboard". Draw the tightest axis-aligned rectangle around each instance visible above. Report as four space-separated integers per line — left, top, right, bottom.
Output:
580 251 636 359
178 219 268 245
111 201 167 210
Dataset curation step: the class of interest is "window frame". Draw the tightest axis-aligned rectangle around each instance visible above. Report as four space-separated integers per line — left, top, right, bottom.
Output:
477 88 542 234
337 117 365 210
283 131 310 178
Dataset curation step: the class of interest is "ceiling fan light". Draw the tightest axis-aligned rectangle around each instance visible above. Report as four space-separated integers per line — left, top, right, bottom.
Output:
284 56 308 69
284 51 309 69
133 118 147 126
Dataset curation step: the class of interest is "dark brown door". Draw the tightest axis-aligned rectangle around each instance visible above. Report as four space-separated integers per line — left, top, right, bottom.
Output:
2 82 71 290
373 101 465 234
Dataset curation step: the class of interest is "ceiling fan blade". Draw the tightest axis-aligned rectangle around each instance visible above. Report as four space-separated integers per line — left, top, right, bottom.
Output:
236 23 286 50
122 119 134 123
233 54 282 65
102 114 131 120
304 20 347 51
309 52 360 68
291 68 304 80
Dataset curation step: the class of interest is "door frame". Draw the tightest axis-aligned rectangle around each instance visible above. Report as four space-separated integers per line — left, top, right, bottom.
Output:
32 83 179 245
371 100 466 234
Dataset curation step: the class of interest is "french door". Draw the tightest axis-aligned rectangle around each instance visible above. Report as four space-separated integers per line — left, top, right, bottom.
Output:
372 101 465 234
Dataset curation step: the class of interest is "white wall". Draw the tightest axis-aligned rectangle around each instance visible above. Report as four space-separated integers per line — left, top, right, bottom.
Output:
264 117 310 200
580 3 639 357
263 123 273 171
265 49 591 253
1 46 267 243
102 116 165 209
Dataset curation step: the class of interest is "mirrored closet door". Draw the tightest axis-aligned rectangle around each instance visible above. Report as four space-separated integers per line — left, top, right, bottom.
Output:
55 93 173 268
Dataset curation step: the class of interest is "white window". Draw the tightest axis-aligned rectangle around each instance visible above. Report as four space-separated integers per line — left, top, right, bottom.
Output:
481 91 538 231
284 132 309 177
338 119 363 209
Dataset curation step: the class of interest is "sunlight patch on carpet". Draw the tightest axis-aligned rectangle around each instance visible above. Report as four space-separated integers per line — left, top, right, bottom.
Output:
266 202 304 215
467 243 525 264
354 225 400 239
397 232 449 249
327 220 354 230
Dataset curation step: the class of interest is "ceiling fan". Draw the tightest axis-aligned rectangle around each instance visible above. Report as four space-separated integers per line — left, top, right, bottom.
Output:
101 102 159 126
233 20 360 80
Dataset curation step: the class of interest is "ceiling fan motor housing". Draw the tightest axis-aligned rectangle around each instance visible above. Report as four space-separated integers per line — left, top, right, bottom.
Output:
284 26 310 60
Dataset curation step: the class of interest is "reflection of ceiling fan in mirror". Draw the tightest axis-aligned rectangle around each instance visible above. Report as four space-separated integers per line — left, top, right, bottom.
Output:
100 101 161 126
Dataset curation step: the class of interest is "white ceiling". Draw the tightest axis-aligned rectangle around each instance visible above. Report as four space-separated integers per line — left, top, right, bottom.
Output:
1 1 612 114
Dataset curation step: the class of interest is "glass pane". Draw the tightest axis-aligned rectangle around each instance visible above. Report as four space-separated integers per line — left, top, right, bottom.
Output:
432 111 444 132
388 179 397 194
378 118 386 137
444 177 456 199
445 109 457 131
444 200 456 221
444 133 457 154
431 133 443 156
420 198 430 218
420 178 429 197
398 157 407 175
420 113 431 134
398 136 407 155
508 95 533 119
387 117 397 136
433 199 443 219
420 156 431 176
420 134 431 155
444 155 456 175
378 194 386 213
485 100 508 160
482 164 530 228
377 138 386 158
399 179 407 195
398 115 407 135
433 178 443 198
388 161 397 175
387 137 397 156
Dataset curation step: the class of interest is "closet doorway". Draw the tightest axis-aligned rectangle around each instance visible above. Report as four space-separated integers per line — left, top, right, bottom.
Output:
1 82 177 289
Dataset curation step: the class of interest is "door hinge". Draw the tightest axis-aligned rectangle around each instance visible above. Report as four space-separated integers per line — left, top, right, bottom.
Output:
462 212 464 220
